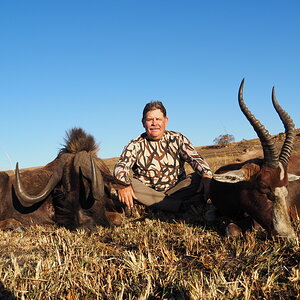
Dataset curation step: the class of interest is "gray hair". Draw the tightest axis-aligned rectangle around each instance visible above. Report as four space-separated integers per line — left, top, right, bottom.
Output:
142 101 167 120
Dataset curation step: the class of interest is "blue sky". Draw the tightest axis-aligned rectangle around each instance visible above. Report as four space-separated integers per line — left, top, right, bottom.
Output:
0 1 299 170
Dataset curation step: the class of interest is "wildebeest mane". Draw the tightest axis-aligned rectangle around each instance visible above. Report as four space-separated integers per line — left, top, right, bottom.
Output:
59 127 99 155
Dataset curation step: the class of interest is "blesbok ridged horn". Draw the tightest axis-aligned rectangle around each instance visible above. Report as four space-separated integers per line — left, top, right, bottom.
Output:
14 161 64 207
271 87 295 167
238 79 279 169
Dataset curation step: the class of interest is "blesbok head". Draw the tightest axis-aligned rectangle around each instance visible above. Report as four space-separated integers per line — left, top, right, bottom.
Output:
212 79 299 239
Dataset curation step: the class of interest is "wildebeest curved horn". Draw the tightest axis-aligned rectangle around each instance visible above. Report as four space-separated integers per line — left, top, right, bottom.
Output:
14 162 64 207
238 79 279 169
271 87 295 167
90 154 105 200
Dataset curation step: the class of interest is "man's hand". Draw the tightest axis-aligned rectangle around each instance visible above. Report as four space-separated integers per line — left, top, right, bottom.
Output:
197 175 212 201
117 185 137 209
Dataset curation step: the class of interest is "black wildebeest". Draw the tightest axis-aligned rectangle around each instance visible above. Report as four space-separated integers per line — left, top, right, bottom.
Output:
210 79 300 239
0 128 127 230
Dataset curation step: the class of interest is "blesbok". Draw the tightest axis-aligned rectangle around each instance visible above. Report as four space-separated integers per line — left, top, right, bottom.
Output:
210 79 300 239
0 128 127 230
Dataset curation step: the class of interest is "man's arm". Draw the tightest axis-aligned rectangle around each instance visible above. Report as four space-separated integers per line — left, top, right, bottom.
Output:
180 134 212 200
180 134 212 177
113 141 138 208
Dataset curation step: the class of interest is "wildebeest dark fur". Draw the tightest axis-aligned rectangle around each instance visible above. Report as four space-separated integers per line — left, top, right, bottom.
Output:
0 128 127 230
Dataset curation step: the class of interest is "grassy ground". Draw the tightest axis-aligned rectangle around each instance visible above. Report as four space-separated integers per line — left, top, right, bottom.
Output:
0 209 299 299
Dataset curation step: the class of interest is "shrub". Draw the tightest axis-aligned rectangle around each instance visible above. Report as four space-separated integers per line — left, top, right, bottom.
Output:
213 134 235 146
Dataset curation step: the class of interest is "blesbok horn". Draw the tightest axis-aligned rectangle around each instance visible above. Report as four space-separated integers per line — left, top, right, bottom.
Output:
271 87 295 167
238 79 279 169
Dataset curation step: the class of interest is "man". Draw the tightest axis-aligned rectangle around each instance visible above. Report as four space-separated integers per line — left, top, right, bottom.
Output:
113 101 212 214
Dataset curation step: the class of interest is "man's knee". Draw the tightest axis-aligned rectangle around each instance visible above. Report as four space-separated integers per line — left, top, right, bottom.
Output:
167 173 202 196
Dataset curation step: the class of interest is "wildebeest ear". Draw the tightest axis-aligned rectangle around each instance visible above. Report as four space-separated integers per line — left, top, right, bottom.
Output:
74 152 97 184
74 151 91 177
288 173 300 182
74 152 105 199
213 169 247 183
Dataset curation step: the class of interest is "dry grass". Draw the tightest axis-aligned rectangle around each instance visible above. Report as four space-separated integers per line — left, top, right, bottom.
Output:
1 131 300 299
1 217 299 299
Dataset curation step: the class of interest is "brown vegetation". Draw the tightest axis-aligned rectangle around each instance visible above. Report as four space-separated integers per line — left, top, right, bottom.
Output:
1 130 300 299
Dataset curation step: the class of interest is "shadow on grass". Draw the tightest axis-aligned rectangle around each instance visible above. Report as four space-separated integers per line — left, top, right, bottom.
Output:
113 195 241 237
129 201 212 227
0 282 16 300
148 284 190 299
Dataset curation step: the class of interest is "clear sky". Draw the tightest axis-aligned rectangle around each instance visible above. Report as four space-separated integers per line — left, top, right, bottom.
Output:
0 1 299 171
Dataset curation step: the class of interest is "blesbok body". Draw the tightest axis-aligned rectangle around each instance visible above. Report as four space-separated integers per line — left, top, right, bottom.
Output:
210 80 300 239
0 128 126 230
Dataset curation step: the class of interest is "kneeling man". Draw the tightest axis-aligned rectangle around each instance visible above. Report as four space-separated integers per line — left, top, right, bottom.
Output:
114 101 212 213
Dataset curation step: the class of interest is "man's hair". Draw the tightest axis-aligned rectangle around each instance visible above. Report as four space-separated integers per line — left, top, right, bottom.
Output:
142 101 167 120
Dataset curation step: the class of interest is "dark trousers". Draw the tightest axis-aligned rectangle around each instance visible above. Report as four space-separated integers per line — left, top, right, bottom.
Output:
131 173 203 213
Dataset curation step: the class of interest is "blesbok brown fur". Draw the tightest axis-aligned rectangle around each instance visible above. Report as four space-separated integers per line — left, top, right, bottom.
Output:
210 80 300 239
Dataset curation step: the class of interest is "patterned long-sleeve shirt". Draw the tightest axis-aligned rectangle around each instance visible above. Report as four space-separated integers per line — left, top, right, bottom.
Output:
114 130 212 192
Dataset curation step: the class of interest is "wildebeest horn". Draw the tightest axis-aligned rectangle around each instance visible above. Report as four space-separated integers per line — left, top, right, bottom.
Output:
14 161 64 207
90 154 105 200
238 79 279 169
271 87 295 167
74 152 105 203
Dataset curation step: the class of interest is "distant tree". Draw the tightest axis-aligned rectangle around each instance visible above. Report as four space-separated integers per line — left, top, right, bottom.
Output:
213 134 235 146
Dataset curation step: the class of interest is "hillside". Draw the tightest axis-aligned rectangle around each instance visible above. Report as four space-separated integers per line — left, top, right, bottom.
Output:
7 129 300 175
103 128 300 173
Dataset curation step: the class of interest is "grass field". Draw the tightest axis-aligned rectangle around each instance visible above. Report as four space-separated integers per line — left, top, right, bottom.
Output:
1 131 300 299
1 216 299 299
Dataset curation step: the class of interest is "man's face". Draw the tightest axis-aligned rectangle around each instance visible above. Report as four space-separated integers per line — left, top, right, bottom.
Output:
142 109 169 140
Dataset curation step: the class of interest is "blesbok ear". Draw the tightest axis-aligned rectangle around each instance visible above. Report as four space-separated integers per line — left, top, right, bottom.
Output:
213 169 247 183
288 173 300 182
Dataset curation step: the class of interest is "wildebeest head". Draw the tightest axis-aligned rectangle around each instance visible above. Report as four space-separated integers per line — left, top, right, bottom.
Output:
212 79 298 239
13 128 126 229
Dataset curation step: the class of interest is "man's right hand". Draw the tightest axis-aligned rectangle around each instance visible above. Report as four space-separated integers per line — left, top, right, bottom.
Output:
117 185 137 209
